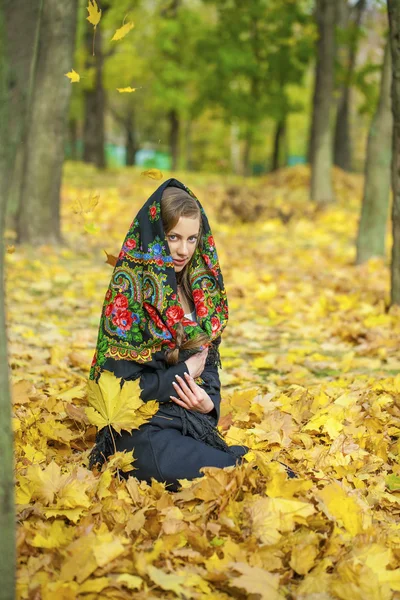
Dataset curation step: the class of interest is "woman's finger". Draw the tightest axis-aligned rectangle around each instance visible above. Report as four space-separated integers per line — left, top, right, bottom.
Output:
172 381 193 405
169 395 189 408
174 375 196 400
184 372 200 392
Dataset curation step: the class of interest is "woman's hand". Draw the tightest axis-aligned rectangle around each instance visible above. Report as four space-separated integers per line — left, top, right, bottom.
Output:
170 372 214 414
184 347 208 379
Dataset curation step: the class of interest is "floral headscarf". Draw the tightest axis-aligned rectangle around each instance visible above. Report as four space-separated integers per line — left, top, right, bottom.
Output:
89 178 229 381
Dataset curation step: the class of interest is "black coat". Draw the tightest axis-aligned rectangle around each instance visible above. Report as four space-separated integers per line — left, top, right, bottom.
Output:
94 344 248 491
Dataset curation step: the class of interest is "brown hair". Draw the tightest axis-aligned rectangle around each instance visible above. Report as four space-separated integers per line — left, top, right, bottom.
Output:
161 187 210 364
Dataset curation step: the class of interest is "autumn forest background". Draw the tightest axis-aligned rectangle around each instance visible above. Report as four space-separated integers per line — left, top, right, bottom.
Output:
1 0 400 599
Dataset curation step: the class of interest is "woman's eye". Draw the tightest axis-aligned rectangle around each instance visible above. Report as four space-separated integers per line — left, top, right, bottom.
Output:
168 235 176 241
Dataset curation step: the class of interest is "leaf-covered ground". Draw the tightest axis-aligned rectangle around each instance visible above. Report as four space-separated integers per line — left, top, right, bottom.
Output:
7 164 400 599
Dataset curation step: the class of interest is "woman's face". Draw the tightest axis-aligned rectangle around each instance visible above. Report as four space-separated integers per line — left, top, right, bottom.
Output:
166 215 201 272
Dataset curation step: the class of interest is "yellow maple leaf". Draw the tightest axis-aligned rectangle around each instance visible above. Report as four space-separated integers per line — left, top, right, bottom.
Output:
111 21 135 41
93 532 126 567
86 0 101 28
116 86 136 93
26 461 66 505
31 519 74 549
84 222 99 234
146 566 188 596
85 371 158 434
7 244 15 253
65 69 80 83
79 578 110 594
317 482 366 536
104 249 118 266
141 168 163 180
115 574 142 591
106 451 135 472
227 562 283 600
72 192 99 215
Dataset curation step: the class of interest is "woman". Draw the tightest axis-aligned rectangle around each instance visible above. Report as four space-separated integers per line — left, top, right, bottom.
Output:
88 178 249 492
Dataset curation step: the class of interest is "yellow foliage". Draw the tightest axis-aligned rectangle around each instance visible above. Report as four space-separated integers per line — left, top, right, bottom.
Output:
141 168 163 179
8 166 400 599
116 86 136 93
85 371 158 434
111 21 135 41
64 69 80 83
86 0 101 28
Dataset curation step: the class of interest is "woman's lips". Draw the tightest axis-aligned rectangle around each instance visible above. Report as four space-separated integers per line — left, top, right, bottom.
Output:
173 258 187 264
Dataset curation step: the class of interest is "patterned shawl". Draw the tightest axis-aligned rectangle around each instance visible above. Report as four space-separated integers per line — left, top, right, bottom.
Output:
89 178 229 382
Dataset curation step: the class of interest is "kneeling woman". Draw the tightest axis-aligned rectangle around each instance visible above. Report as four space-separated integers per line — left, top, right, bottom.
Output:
89 179 248 492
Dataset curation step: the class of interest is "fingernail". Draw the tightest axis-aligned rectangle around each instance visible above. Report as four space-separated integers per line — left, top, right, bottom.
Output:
175 374 181 379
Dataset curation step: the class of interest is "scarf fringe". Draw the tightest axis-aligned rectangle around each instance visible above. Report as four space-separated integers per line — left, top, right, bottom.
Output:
88 401 236 471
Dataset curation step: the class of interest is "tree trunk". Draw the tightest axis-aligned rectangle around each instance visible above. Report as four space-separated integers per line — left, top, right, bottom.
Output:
243 126 253 176
310 0 336 204
271 117 286 172
83 23 106 169
126 129 136 166
230 122 242 175
1 0 42 596
169 108 180 170
0 12 15 597
334 0 367 171
356 41 392 265
5 0 42 231
388 1 400 305
69 118 79 161
16 0 78 245
184 118 192 171
124 108 137 166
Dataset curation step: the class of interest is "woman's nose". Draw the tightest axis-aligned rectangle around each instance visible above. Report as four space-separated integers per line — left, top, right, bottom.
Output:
178 241 188 256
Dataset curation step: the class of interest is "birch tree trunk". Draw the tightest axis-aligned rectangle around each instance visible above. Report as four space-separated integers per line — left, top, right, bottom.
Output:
356 41 392 265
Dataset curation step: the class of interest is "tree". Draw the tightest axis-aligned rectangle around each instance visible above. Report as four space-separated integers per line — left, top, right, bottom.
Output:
310 0 336 203
334 0 367 172
16 0 78 245
387 0 400 305
0 0 42 596
149 0 204 170
356 40 392 265
199 0 313 175
82 8 107 169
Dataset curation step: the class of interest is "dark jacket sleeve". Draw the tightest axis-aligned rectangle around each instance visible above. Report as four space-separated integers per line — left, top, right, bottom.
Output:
102 356 189 404
199 362 221 424
139 361 189 403
102 354 221 421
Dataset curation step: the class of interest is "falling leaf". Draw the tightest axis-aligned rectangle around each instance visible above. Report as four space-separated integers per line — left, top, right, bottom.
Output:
65 69 80 83
72 193 99 215
141 169 163 180
7 245 15 253
116 86 136 93
111 21 135 41
86 0 101 28
84 222 99 234
104 249 118 267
